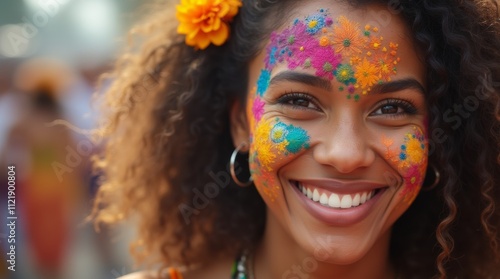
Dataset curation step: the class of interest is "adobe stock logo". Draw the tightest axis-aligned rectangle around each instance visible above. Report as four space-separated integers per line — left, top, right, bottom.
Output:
281 235 340 279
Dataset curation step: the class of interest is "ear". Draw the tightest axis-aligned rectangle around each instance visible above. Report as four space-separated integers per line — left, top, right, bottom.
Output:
229 99 250 151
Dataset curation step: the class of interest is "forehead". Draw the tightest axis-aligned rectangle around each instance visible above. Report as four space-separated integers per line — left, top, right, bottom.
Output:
249 1 425 96
280 1 410 42
268 4 416 66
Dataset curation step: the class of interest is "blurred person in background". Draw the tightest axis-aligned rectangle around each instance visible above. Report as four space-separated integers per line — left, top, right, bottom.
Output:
1 58 86 279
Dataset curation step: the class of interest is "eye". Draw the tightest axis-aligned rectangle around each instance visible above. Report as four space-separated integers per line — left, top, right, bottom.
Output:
290 98 311 107
378 104 403 114
276 92 320 111
370 99 418 117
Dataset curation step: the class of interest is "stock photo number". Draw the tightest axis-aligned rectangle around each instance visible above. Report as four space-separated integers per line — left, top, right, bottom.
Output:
6 165 17 272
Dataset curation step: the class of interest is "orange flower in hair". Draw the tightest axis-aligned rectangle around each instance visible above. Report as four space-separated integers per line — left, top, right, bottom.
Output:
176 0 242 49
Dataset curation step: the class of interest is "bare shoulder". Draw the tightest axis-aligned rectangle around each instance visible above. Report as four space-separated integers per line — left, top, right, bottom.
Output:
118 271 166 279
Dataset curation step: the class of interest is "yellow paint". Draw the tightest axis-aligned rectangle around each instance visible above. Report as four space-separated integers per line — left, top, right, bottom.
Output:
406 137 425 164
308 20 318 28
253 120 276 171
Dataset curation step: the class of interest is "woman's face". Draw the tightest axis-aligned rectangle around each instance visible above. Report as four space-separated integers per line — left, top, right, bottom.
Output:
232 1 427 264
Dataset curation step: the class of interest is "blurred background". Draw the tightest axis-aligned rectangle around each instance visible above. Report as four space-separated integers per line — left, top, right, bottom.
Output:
0 0 155 278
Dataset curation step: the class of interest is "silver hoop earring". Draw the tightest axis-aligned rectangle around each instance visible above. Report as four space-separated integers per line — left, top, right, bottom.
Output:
422 164 440 191
230 142 253 187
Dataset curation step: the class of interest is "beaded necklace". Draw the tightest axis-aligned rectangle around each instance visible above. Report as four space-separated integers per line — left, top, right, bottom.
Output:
231 251 253 279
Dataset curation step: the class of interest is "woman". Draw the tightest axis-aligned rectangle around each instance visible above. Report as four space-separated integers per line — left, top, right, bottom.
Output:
2 58 84 279
91 0 500 278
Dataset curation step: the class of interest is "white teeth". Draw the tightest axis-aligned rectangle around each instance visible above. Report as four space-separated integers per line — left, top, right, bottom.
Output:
296 182 379 209
352 193 361 206
313 189 320 202
340 195 353 208
320 193 328 205
360 192 367 204
328 193 341 208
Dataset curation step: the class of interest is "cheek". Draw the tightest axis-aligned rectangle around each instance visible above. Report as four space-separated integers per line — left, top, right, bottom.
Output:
247 117 311 202
382 126 428 203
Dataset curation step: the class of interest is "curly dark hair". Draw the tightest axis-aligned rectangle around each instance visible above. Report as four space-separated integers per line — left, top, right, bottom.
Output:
91 0 500 278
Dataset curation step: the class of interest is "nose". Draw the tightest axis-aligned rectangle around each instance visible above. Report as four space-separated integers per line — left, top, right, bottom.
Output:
313 116 376 174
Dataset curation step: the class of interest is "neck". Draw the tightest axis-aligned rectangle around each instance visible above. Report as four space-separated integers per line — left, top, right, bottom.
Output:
252 212 395 279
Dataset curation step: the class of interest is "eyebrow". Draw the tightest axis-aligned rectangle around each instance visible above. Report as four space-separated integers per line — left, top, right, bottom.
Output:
269 71 426 95
269 71 333 91
372 78 426 95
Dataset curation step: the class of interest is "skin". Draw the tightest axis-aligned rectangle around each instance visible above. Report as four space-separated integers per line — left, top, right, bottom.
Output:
230 1 428 279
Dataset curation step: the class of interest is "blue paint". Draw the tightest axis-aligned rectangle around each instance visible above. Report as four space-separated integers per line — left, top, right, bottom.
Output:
399 152 407 160
268 46 278 67
305 14 326 34
256 69 271 97
284 124 310 154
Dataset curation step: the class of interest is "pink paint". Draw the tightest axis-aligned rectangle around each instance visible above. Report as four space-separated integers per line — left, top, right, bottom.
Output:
265 20 341 79
252 97 265 122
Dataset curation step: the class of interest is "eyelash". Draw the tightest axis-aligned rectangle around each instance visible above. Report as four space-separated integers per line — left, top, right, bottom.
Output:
275 92 419 117
275 92 320 111
372 98 418 117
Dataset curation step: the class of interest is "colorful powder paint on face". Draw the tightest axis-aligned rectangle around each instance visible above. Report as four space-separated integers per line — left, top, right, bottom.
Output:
270 121 311 154
252 118 311 171
254 10 400 100
382 127 428 203
246 86 258 144
264 13 341 80
331 15 366 56
249 118 311 201
252 97 265 122
256 69 271 97
249 151 281 202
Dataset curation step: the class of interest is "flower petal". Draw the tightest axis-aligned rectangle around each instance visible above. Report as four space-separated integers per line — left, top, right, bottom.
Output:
178 22 197 34
217 3 230 17
210 23 229 46
201 22 213 33
193 32 211 49
186 27 201 40
212 16 221 30
226 0 242 17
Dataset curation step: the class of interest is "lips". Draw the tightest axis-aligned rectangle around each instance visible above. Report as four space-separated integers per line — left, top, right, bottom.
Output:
289 179 388 226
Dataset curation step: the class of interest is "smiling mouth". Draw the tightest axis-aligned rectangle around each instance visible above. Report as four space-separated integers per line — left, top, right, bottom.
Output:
291 180 384 209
